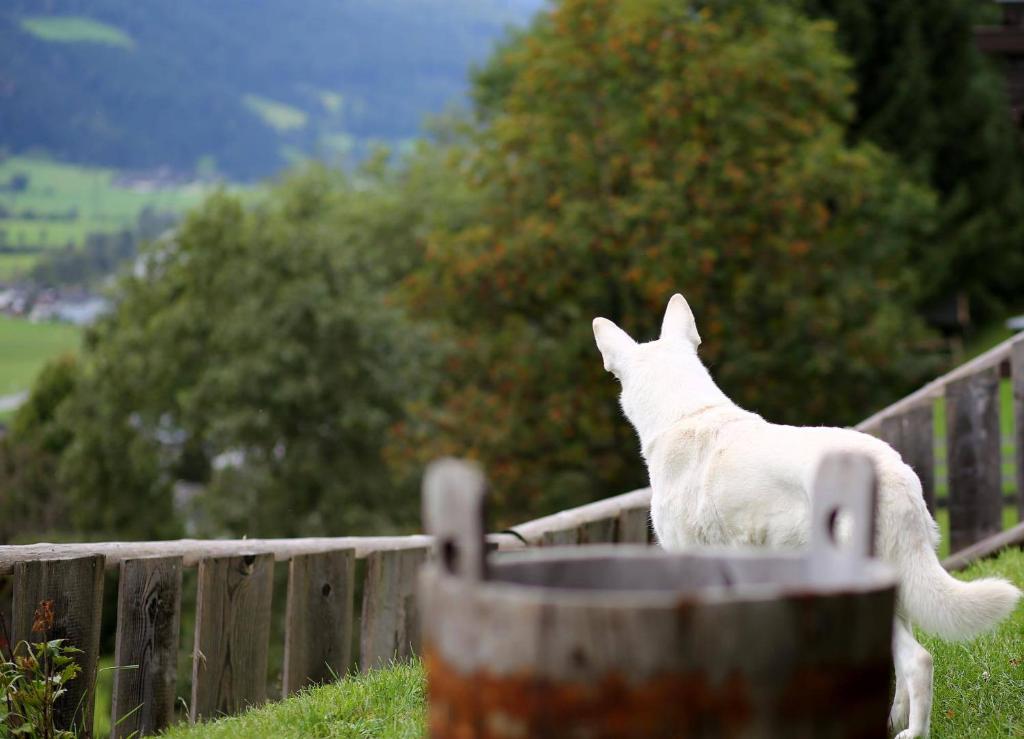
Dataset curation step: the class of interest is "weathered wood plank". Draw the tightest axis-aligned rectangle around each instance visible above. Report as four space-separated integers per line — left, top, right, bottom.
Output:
282 550 355 696
12 556 104 737
540 528 578 547
359 547 429 671
111 556 183 738
615 506 650 544
879 405 936 513
0 534 528 575
190 553 274 722
1012 334 1024 520
946 368 1004 553
577 517 617 544
878 414 903 451
902 404 937 514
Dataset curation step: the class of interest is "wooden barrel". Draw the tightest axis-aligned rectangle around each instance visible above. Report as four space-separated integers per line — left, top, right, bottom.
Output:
419 454 897 739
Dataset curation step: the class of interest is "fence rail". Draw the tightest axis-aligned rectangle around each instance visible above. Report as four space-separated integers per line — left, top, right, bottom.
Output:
3 333 1024 736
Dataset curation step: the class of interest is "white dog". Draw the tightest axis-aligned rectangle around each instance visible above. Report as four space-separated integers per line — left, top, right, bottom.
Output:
593 293 1021 739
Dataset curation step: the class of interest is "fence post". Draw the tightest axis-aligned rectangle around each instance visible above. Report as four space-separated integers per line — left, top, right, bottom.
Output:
616 506 651 544
540 529 578 546
1012 334 1024 520
946 368 1003 553
111 556 183 738
282 550 355 695
578 517 617 544
879 405 936 514
12 556 105 737
359 547 429 671
190 553 274 722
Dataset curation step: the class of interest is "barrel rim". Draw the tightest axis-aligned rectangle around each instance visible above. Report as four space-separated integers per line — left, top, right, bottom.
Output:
423 546 897 609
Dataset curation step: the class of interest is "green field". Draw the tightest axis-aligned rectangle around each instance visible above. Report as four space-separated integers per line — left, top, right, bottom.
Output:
0 156 222 277
0 253 40 280
0 314 80 398
243 95 309 132
18 15 135 49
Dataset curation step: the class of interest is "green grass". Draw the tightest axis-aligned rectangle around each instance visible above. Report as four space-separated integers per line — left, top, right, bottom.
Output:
0 315 80 396
160 552 1024 739
243 95 308 132
18 16 135 49
921 548 1024 738
161 661 426 739
94 658 114 738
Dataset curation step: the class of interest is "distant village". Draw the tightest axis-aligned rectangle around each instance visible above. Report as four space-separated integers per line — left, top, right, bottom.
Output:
0 283 108 325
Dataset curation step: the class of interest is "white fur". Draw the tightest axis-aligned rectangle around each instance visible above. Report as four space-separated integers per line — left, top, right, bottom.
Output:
593 293 1021 738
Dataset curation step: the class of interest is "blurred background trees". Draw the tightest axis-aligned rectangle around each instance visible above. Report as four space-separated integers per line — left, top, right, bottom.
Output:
392 0 938 522
2 0 1021 539
803 0 1024 318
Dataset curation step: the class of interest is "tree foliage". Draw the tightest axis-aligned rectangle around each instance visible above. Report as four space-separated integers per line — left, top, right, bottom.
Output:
803 0 1024 315
7 152 469 540
394 0 939 523
0 355 78 544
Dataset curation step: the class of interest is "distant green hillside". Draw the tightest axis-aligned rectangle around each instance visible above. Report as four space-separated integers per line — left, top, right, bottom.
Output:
0 0 542 179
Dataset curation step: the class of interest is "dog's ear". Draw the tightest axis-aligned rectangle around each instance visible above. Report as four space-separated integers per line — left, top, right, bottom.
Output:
660 293 701 347
593 317 637 377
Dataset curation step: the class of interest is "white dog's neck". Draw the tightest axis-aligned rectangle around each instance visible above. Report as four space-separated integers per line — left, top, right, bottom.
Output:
625 359 737 457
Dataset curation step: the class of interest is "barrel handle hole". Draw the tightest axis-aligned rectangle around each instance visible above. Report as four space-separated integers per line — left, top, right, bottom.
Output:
826 507 841 548
442 539 460 575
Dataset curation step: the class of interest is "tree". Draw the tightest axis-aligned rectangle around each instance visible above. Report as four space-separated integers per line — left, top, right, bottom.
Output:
0 355 79 543
803 0 1024 317
394 0 939 524
46 153 469 540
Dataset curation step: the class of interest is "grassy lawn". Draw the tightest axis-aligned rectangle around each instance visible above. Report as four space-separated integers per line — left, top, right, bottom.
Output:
921 548 1024 738
0 315 80 396
160 661 425 739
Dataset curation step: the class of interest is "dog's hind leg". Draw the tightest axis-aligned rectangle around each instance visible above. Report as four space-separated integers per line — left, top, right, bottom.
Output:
888 668 909 737
892 618 933 739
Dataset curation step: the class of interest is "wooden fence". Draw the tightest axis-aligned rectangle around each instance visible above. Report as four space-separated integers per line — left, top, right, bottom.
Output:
857 331 1024 553
2 333 1024 736
0 489 652 737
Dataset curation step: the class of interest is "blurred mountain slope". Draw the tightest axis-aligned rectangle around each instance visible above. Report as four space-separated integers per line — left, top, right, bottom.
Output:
0 0 543 179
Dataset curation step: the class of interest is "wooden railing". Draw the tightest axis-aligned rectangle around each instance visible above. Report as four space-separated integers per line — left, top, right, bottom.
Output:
3 333 1024 736
856 332 1024 553
0 489 652 737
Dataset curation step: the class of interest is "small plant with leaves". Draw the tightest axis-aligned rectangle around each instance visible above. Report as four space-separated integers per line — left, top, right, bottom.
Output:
0 600 82 739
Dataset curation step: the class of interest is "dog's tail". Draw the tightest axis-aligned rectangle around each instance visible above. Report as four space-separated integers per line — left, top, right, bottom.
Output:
872 456 1021 641
897 539 1020 640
